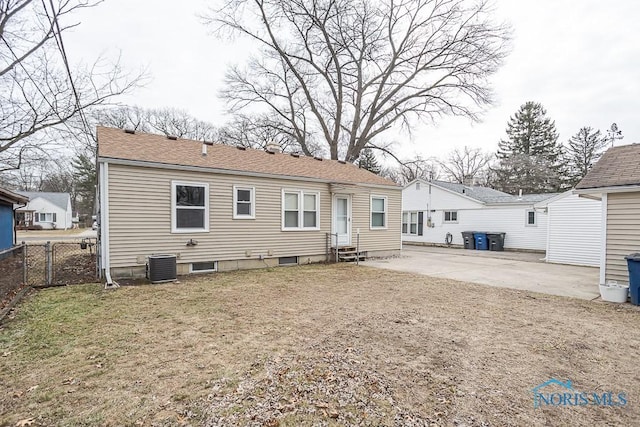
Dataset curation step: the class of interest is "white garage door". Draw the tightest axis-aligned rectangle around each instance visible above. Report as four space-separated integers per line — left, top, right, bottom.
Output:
547 194 601 267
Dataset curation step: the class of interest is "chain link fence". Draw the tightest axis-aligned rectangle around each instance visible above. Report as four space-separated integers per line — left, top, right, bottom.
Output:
0 245 27 311
5 239 99 290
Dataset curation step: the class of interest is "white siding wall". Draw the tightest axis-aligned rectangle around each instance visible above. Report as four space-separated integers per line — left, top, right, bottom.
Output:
546 194 601 267
402 182 547 250
23 197 71 229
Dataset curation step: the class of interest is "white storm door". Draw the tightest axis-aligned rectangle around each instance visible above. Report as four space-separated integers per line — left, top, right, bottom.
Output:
334 194 351 246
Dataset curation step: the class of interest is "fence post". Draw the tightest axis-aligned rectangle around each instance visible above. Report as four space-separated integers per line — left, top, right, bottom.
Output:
45 241 52 286
22 241 27 285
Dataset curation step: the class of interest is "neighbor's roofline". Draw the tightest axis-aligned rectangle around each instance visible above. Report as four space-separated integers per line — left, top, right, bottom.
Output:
98 157 401 190
533 190 575 208
0 187 28 204
403 178 485 204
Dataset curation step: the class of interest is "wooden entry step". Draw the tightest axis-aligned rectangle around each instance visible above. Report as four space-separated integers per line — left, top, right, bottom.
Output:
333 246 366 262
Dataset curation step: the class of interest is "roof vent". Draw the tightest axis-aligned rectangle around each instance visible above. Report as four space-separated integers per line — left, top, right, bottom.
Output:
314 156 323 161
265 142 281 153
202 144 207 156
236 146 247 151
166 135 177 141
124 129 135 134
290 153 300 158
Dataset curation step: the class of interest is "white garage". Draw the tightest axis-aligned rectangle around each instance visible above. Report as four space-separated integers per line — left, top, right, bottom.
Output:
536 191 602 267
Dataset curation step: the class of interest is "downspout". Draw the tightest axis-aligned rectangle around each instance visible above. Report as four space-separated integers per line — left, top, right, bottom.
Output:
13 202 27 247
99 161 118 288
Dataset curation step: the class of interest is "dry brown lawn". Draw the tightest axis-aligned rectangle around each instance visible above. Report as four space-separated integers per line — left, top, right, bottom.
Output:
0 264 639 426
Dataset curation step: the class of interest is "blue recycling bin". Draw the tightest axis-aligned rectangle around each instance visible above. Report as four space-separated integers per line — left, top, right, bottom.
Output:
625 253 640 305
473 232 488 250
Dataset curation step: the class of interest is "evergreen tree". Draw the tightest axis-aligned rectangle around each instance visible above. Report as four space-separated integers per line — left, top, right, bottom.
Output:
564 127 608 187
493 102 563 193
72 153 97 216
358 148 381 175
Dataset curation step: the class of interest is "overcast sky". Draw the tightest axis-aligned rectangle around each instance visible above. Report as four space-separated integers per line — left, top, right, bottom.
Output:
65 0 640 161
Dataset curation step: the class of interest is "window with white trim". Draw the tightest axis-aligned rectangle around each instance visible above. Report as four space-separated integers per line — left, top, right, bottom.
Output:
402 211 419 235
526 210 537 226
282 190 319 230
370 196 387 229
444 210 458 223
172 181 209 233
190 261 217 273
36 213 57 222
233 186 255 219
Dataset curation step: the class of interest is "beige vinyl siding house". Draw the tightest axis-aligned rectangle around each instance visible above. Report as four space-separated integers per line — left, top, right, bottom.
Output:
575 143 640 285
97 127 401 279
604 192 640 284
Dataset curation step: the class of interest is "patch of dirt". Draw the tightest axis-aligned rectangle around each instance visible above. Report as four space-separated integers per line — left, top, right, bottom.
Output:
0 264 639 426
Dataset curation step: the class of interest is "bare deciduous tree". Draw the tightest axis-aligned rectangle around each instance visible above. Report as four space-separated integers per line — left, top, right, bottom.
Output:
206 0 510 161
438 146 491 184
0 0 143 172
381 156 439 185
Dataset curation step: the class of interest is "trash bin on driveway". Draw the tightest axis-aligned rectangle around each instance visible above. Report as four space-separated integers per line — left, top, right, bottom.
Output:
487 232 506 251
461 231 475 249
625 253 640 305
473 232 488 250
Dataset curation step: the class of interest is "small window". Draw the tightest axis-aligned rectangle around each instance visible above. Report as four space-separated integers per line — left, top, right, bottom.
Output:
402 212 408 234
233 186 255 219
190 261 217 273
282 190 320 230
444 211 458 223
416 182 421 190
172 181 209 233
279 256 298 265
370 196 387 229
526 210 536 226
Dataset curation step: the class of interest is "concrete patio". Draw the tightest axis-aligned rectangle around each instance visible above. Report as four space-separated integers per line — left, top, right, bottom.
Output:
364 245 600 300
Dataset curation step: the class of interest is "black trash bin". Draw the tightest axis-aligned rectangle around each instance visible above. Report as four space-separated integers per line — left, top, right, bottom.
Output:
461 231 475 249
625 253 640 305
487 232 506 251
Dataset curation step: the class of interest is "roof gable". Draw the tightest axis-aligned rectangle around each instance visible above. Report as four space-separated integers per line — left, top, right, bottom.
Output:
97 127 399 188
17 191 70 210
576 143 640 189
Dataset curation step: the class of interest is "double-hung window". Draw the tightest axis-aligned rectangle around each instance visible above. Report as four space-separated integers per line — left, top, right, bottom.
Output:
402 211 419 235
233 186 255 219
444 210 458 223
282 190 319 230
370 195 387 229
172 181 209 233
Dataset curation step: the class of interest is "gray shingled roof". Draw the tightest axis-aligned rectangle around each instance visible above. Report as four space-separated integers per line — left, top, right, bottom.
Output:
16 191 70 210
576 143 640 189
432 181 557 204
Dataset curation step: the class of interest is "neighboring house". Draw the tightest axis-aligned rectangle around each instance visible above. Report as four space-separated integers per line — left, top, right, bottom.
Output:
534 191 602 267
97 127 401 279
575 143 640 285
15 192 73 230
0 188 29 251
402 179 555 251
